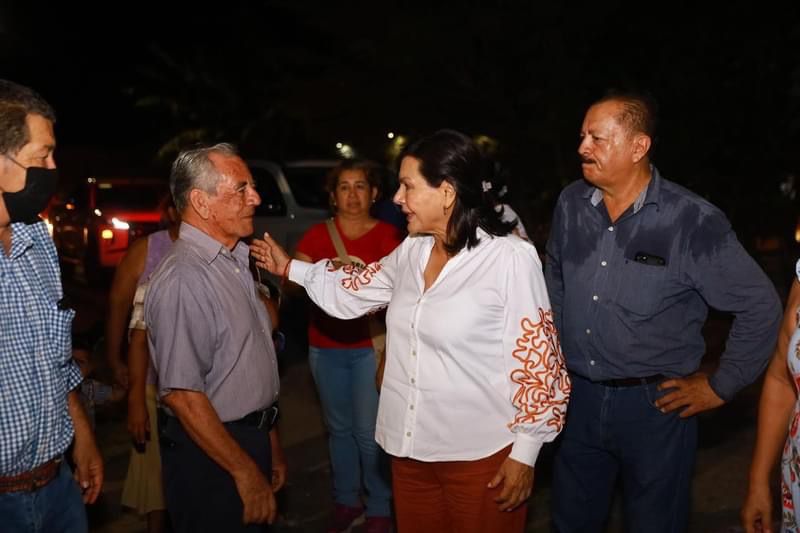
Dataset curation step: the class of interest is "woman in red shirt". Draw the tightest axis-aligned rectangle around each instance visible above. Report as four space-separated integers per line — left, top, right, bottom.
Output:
295 160 401 533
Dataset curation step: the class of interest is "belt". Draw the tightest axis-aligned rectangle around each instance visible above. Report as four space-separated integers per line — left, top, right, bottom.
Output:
0 457 61 494
226 404 279 431
596 374 664 388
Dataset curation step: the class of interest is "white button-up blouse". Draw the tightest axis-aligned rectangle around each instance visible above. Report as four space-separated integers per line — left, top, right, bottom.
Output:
289 229 570 466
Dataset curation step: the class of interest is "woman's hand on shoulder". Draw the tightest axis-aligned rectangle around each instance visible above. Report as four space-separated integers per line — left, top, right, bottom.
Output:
251 233 291 276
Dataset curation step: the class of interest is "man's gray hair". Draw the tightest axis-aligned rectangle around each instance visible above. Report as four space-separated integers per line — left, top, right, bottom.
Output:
170 143 239 213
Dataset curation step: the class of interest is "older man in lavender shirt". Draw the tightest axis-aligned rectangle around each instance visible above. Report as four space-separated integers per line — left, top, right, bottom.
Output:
145 143 285 532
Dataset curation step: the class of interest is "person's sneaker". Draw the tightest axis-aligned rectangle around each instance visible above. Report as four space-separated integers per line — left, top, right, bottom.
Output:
364 516 393 533
326 504 364 533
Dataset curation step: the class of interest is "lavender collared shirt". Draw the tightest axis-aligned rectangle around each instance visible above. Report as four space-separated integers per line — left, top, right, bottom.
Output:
144 222 279 421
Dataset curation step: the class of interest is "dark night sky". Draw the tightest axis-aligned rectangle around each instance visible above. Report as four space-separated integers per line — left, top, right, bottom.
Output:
3 2 800 239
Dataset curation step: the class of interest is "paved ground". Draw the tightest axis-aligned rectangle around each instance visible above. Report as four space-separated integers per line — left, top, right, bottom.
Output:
66 256 791 533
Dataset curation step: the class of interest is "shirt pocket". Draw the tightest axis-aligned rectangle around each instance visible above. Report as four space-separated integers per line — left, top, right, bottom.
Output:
616 260 668 317
45 304 75 363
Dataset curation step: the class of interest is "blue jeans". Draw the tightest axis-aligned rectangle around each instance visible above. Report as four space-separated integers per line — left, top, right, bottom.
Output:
551 373 697 533
0 460 88 533
308 346 391 517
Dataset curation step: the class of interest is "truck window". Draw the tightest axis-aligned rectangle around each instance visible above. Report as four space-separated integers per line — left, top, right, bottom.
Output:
283 167 330 210
251 167 287 216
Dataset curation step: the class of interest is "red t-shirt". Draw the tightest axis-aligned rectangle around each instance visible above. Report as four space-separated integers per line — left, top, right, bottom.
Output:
296 219 403 348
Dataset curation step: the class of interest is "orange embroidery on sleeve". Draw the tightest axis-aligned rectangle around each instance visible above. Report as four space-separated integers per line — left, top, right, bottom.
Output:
509 308 571 431
337 262 383 292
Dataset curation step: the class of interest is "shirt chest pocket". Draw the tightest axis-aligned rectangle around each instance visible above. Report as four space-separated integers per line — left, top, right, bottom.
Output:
615 260 669 317
44 305 75 362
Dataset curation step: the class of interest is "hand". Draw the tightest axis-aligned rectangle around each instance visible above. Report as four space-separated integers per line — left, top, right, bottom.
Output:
654 372 725 418
233 468 278 524
111 363 130 389
488 457 534 512
270 430 288 492
741 481 774 533
250 233 291 277
72 435 104 504
127 392 150 449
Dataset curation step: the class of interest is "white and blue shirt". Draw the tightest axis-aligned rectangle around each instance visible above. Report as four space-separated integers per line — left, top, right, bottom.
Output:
0 221 81 475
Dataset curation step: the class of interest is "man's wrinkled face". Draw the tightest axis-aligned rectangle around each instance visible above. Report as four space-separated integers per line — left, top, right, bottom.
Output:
577 100 637 189
206 154 261 244
0 113 56 193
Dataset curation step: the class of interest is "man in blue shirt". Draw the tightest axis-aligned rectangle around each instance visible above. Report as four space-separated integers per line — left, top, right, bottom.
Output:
0 80 103 532
545 92 782 532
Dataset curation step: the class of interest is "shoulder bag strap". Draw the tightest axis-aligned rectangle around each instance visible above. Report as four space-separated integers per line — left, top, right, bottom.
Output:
325 219 352 265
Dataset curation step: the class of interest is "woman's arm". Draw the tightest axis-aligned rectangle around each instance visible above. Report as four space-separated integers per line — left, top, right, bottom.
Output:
127 327 150 447
492 243 571 511
105 238 147 388
502 245 570 466
742 278 800 532
252 232 399 319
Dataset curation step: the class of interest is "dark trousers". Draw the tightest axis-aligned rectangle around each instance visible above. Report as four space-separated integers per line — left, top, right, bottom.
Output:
551 373 697 533
160 415 273 533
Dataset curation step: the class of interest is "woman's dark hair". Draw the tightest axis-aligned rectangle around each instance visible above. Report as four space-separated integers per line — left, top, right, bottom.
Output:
402 129 514 255
325 159 382 213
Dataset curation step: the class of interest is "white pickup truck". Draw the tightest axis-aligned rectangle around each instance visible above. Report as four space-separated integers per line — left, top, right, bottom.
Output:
247 159 336 254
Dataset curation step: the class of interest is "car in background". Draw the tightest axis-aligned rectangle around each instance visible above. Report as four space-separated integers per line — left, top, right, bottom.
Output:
50 176 168 278
248 159 336 254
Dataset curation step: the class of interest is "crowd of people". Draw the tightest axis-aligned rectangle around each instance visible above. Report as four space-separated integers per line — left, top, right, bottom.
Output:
0 77 796 533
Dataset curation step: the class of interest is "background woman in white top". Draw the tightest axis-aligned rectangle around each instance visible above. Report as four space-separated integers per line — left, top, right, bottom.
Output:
252 129 570 533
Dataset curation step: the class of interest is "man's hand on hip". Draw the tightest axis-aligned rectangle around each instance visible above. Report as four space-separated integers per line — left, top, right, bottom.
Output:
655 372 725 418
234 468 277 525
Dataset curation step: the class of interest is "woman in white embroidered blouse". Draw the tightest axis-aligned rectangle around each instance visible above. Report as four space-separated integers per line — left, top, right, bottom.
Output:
252 130 570 532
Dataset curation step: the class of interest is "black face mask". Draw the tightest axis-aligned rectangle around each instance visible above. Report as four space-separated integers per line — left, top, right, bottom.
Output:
2 166 59 224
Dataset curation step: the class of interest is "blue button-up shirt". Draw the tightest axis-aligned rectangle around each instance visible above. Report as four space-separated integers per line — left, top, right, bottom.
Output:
0 221 81 475
544 167 782 401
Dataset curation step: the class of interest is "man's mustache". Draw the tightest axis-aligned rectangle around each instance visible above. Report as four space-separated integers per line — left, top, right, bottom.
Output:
580 157 596 165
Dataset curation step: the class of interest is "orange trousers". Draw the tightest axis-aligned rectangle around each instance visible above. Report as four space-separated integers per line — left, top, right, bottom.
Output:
391 446 527 533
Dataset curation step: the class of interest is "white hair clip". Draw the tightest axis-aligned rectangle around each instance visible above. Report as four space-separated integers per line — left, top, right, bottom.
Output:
481 180 492 192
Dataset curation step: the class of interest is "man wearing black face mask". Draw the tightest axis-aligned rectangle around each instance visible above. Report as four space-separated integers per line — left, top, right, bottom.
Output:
0 80 103 532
